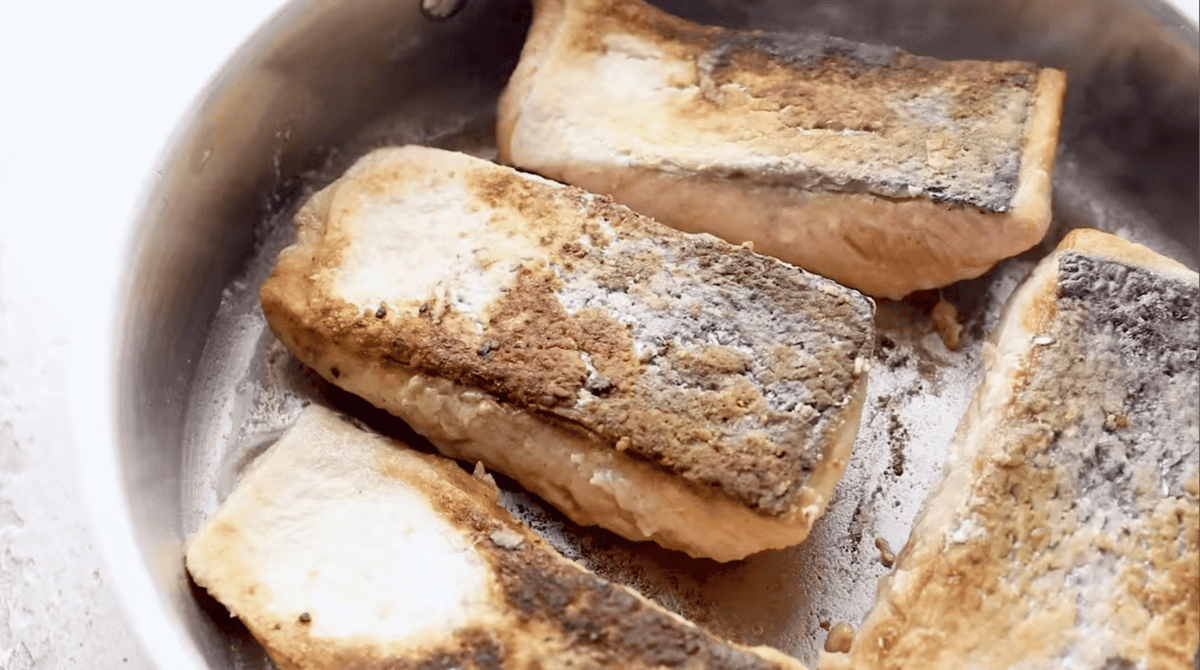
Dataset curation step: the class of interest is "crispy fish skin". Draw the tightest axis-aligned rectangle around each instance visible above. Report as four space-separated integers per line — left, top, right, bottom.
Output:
259 145 875 561
820 229 1198 670
497 0 1067 299
185 404 813 670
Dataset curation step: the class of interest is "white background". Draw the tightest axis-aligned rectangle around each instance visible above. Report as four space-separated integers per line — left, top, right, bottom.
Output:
0 3 285 667
0 0 1194 668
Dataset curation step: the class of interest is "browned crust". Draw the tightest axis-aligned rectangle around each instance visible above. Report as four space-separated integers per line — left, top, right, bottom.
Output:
827 232 1199 669
438 451 809 670
500 0 1062 210
486 523 802 670
260 147 874 517
514 0 1049 104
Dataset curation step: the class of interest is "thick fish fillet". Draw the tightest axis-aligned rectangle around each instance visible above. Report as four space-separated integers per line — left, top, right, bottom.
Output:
259 145 875 562
185 404 811 670
496 0 1067 299
820 229 1199 670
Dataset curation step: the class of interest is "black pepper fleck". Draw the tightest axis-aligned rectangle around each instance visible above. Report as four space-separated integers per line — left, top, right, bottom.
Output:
478 340 500 356
376 303 387 318
298 612 311 624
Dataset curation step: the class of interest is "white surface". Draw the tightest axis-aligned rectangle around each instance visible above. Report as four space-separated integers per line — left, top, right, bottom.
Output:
1176 0 1200 23
0 2 284 668
0 0 1194 669
188 405 492 644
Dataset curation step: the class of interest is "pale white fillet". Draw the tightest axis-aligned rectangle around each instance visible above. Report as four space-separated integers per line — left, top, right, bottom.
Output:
259 145 875 562
496 0 1067 299
820 229 1199 670
185 404 811 670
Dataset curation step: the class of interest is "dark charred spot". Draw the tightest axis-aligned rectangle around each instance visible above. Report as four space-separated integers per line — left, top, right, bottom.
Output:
495 552 785 670
585 374 615 396
468 636 503 670
407 631 503 670
560 241 588 258
888 412 908 477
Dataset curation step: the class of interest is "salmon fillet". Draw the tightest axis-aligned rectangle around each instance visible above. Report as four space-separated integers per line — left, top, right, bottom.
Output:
821 229 1199 670
259 145 875 561
186 404 812 670
497 0 1067 299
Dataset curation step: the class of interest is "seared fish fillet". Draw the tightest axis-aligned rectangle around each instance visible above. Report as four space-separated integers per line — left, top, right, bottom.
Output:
185 404 811 670
820 229 1199 670
497 0 1067 299
260 145 875 562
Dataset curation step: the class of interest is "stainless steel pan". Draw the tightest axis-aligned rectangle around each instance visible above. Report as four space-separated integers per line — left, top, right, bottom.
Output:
99 0 1198 667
